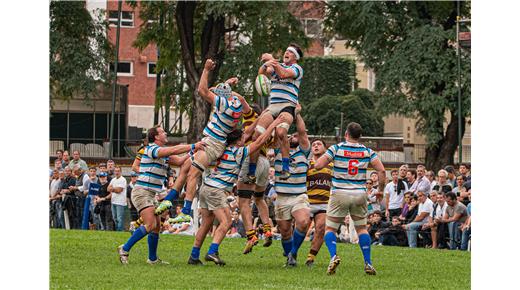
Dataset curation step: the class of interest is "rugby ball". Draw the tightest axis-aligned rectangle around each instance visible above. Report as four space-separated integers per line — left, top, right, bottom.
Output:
254 74 271 97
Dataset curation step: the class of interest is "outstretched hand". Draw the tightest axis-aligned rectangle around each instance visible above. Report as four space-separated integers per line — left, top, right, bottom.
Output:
261 53 274 62
194 141 206 152
225 77 239 86
204 59 216 71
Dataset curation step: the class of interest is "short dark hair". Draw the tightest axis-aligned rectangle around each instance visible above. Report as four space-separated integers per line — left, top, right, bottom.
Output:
311 138 327 148
459 163 471 170
88 166 96 171
346 122 362 139
288 43 303 59
444 165 455 174
407 169 417 179
390 169 398 175
56 149 63 154
226 129 243 145
148 125 161 143
445 192 457 201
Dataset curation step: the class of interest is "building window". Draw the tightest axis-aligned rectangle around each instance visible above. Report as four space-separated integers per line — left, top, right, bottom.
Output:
147 62 165 78
301 18 322 38
108 11 134 27
109 61 133 76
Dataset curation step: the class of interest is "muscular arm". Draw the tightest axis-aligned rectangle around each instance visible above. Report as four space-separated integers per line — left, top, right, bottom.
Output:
248 118 283 154
168 154 190 166
156 141 204 158
232 91 251 114
267 60 297 79
131 158 140 173
197 59 217 105
294 113 309 151
413 212 429 223
314 154 332 171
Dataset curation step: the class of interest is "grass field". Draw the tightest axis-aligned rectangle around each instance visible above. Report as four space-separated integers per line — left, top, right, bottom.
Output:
50 229 470 289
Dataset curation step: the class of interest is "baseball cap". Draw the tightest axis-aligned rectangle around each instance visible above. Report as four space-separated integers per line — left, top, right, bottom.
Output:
99 172 108 177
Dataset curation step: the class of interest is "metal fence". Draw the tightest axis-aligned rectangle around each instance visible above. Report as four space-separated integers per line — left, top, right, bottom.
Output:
412 144 471 164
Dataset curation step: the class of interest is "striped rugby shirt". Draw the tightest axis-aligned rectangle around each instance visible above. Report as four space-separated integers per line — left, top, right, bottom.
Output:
135 143 169 192
204 146 249 193
270 63 303 106
307 160 333 204
274 146 310 195
242 110 268 156
324 141 379 195
203 95 242 143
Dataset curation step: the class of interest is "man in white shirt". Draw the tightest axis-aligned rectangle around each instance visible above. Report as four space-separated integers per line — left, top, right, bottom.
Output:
108 166 128 231
403 191 433 247
422 191 448 248
385 170 408 220
409 165 431 196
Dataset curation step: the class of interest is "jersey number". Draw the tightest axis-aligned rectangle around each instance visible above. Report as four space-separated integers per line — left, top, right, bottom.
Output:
348 160 359 175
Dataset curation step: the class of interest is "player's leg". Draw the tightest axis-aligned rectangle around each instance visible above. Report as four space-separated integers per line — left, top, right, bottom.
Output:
247 112 274 182
189 208 214 265
276 219 293 257
324 215 344 275
306 211 326 266
350 194 376 275
289 203 311 260
146 215 168 264
276 112 294 180
118 204 157 264
431 224 438 249
157 159 191 215
205 207 232 265
181 151 210 216
237 184 257 254
253 156 274 247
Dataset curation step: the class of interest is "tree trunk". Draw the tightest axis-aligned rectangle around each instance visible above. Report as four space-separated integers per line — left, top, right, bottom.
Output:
425 109 466 172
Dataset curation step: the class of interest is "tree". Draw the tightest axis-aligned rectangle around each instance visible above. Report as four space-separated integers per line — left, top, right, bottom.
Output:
302 90 384 137
130 1 308 142
325 1 471 171
50 1 111 104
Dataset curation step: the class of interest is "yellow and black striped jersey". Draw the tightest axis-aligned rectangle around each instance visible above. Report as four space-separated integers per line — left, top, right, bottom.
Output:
242 109 268 156
136 146 145 161
307 160 333 204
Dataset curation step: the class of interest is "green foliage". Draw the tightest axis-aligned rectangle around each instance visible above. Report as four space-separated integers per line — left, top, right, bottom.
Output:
325 1 471 147
50 1 112 103
302 90 384 137
50 229 471 289
298 57 357 105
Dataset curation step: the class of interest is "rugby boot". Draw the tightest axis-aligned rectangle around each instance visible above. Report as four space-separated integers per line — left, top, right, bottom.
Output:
188 256 204 266
205 253 226 266
263 230 273 247
117 245 129 265
364 262 377 275
154 200 172 215
243 235 259 254
327 255 341 275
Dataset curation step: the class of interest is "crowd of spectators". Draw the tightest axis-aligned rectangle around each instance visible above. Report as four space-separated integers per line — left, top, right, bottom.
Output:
49 149 471 251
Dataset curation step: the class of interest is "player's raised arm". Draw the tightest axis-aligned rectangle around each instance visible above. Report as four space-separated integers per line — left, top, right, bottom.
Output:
197 59 217 105
232 91 251 115
248 118 283 154
294 106 309 151
265 59 297 79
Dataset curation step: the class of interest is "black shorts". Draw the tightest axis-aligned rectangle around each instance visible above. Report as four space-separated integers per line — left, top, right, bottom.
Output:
237 190 265 199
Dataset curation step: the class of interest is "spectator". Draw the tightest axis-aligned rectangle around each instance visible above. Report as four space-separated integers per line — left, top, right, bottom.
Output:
422 191 448 249
108 166 127 231
70 165 87 229
127 171 139 222
49 169 63 228
453 175 469 204
442 192 468 250
367 211 387 241
93 172 114 231
61 151 70 169
406 169 417 189
460 192 471 251
458 163 471 181
409 165 431 196
432 169 453 194
403 195 419 223
425 170 437 189
375 216 407 247
370 171 379 189
403 191 433 248
338 215 358 244
54 159 62 172
398 192 413 222
107 159 116 178
385 170 407 220
83 167 101 230
55 149 64 162
444 165 457 188
163 206 196 236
367 179 383 214
398 164 409 196
228 211 246 238
68 150 88 171
58 167 77 229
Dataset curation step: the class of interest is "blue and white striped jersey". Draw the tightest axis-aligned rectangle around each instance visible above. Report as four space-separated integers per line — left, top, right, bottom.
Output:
135 143 169 193
269 63 303 105
274 146 310 195
204 146 249 192
203 95 242 143
324 141 378 194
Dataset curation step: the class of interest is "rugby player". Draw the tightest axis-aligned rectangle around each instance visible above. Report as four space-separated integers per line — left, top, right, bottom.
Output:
117 126 204 265
304 138 333 267
313 122 386 275
248 44 304 182
188 116 284 266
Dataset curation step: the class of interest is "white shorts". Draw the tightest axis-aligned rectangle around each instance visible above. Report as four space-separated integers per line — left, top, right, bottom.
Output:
327 190 368 225
198 184 229 211
201 136 226 164
238 155 270 187
274 193 310 221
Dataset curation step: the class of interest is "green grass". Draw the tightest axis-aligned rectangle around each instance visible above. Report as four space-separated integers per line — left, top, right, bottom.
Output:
50 229 470 289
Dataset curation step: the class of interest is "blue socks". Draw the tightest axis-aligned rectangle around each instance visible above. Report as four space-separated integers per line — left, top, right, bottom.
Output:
324 231 337 258
191 246 201 259
208 243 220 255
123 225 148 252
248 163 257 175
148 232 159 261
290 228 306 256
182 200 193 215
358 233 372 264
282 158 290 171
164 189 178 202
282 237 293 256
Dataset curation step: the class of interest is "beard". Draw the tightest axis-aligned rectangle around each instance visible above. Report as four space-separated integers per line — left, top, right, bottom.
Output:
289 140 299 148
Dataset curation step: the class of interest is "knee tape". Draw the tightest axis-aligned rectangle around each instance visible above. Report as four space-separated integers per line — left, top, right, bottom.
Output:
326 219 341 230
191 160 206 172
276 122 290 131
256 126 266 134
237 190 254 199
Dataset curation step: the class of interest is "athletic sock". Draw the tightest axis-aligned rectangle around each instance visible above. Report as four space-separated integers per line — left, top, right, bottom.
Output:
282 237 293 256
309 249 319 256
282 158 290 171
246 229 257 240
191 246 201 260
164 189 179 202
181 200 193 215
123 225 148 252
148 232 159 261
358 233 372 264
248 163 257 175
324 231 337 259
290 228 306 256
208 243 220 255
